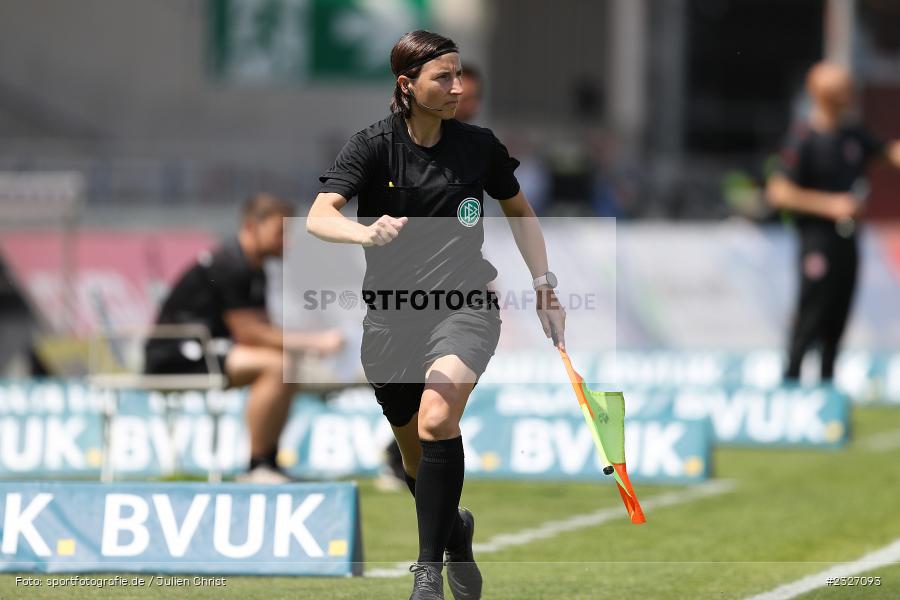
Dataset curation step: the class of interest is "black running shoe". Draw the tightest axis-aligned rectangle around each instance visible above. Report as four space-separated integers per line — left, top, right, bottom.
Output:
409 562 444 600
444 508 482 599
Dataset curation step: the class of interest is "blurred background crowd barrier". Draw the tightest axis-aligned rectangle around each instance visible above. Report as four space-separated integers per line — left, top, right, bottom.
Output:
1 0 899 479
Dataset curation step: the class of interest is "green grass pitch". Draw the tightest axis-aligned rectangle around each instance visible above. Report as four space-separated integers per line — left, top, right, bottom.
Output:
1 406 898 599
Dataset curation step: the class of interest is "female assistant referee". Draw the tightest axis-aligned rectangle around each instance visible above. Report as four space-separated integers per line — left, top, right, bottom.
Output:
307 30 565 600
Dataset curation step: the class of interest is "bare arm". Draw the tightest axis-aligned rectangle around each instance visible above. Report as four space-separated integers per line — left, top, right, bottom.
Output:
500 190 566 349
224 309 285 349
306 192 368 244
224 309 342 354
307 192 408 246
499 191 549 278
766 174 856 221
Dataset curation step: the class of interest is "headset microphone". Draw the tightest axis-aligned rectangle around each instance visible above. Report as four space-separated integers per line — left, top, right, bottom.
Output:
408 89 444 112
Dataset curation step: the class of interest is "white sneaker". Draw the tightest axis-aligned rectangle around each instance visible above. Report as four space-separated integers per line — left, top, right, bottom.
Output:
235 464 293 484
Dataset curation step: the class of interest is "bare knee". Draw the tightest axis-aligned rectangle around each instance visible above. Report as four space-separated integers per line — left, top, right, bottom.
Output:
417 403 460 440
249 350 292 389
226 345 292 388
261 352 286 378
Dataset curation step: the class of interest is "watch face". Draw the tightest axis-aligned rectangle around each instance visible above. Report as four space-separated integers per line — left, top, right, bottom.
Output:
546 272 558 288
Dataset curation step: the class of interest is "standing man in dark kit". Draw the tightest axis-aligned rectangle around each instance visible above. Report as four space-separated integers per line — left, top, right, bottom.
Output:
767 61 900 383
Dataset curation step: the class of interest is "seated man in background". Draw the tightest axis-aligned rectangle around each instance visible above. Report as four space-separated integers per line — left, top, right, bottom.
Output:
145 193 344 483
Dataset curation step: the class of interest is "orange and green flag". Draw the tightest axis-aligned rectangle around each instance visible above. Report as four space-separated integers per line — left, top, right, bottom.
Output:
558 348 646 525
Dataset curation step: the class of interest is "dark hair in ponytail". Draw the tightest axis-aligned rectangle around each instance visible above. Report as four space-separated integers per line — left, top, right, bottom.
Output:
389 30 458 118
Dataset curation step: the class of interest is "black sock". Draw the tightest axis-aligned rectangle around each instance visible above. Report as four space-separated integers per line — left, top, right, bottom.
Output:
249 448 278 470
405 471 466 553
415 436 465 565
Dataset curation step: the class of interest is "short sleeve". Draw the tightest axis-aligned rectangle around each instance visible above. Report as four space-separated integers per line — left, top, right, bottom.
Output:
776 126 810 185
208 259 265 312
319 132 375 200
857 126 886 163
484 133 521 200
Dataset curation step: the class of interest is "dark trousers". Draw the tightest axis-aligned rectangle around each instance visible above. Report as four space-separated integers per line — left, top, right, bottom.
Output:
785 232 858 381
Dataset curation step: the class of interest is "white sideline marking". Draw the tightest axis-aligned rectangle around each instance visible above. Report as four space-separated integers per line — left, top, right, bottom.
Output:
744 537 900 600
860 427 900 453
366 479 737 578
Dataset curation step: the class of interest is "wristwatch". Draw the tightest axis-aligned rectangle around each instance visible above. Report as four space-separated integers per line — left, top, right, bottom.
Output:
532 271 558 290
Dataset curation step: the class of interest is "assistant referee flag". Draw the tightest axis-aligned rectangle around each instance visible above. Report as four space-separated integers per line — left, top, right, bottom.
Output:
558 348 646 525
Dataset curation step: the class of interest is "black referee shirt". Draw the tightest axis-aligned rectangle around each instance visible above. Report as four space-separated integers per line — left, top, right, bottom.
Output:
153 239 267 340
319 114 520 299
778 121 884 233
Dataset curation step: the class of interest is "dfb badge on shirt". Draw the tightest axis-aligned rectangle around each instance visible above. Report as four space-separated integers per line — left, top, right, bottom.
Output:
457 197 481 227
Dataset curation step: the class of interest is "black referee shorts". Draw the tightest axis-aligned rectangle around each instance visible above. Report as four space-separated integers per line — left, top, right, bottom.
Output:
361 304 501 427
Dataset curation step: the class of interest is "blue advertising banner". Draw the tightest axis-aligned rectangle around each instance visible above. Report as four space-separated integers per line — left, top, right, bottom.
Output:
0 380 251 478
314 388 712 484
0 376 851 480
481 350 900 405
0 482 362 576
0 380 709 484
663 385 850 447
474 383 850 448
461 415 711 484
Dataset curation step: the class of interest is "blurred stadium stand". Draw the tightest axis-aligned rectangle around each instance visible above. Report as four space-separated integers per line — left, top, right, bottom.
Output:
0 0 900 222
0 0 895 219
0 0 899 377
